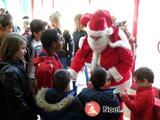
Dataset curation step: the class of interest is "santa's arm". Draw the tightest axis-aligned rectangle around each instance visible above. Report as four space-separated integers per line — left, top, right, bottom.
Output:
68 37 91 80
68 51 86 79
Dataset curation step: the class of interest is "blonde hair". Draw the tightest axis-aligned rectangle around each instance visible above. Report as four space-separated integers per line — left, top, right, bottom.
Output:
74 14 84 32
50 11 61 28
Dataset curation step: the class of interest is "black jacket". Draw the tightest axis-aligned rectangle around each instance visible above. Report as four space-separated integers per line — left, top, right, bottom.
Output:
24 34 34 63
36 88 83 120
78 88 120 120
72 30 87 54
56 29 73 59
0 60 38 120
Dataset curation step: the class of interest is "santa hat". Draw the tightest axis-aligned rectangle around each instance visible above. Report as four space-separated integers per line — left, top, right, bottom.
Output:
81 10 113 37
80 13 92 27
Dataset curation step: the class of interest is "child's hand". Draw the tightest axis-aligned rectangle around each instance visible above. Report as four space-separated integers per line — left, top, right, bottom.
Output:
119 90 127 98
87 81 93 88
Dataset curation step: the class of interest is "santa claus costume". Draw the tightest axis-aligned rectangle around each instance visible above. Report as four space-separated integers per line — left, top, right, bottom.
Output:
68 10 134 120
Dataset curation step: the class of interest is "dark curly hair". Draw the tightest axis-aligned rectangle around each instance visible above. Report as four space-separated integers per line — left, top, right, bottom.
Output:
134 67 154 83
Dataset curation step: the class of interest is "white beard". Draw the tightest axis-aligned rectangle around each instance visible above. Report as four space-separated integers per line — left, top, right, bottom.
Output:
88 35 109 53
88 35 110 70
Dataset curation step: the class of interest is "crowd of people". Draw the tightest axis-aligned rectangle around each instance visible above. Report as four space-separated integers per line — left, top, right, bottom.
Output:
0 8 158 120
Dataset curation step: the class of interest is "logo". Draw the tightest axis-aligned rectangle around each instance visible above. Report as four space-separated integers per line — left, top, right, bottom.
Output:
85 101 100 117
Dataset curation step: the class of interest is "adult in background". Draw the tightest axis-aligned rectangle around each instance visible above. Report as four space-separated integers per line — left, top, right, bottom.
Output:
21 16 31 37
72 13 87 55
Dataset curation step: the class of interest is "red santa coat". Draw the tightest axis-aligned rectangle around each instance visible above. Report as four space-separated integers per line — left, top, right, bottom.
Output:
69 27 133 90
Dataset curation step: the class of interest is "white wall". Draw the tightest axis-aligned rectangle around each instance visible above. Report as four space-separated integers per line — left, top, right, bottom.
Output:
4 0 133 34
135 0 160 88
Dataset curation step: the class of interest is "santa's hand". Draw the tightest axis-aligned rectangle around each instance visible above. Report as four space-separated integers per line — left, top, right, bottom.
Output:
67 69 78 80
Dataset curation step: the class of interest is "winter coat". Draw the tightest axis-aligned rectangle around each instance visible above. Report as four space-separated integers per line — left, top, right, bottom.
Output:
56 29 73 59
72 30 87 54
24 34 34 63
0 60 38 120
36 88 83 120
78 88 120 120
33 49 62 89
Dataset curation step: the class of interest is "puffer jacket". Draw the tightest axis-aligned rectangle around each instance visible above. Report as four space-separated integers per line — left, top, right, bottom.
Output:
0 60 38 120
36 88 83 120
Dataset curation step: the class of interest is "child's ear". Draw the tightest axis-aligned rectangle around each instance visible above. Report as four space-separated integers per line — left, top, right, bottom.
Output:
101 81 111 89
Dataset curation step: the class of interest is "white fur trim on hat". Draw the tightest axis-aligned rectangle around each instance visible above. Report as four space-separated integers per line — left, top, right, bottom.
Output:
108 67 123 82
87 25 113 37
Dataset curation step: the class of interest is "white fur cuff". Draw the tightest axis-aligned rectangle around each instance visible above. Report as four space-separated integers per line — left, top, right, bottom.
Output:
78 36 85 48
67 69 78 80
108 67 123 82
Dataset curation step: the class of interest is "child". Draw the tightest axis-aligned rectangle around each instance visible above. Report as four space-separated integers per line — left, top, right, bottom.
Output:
78 67 120 120
36 69 83 120
21 16 30 37
33 29 62 89
25 19 47 94
50 11 73 69
0 33 38 120
119 67 155 120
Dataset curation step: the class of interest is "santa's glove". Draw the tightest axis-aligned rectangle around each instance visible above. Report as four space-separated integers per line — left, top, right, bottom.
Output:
67 69 78 80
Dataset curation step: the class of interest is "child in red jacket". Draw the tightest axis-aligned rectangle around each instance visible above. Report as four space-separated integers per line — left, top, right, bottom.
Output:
119 67 155 120
33 29 62 89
